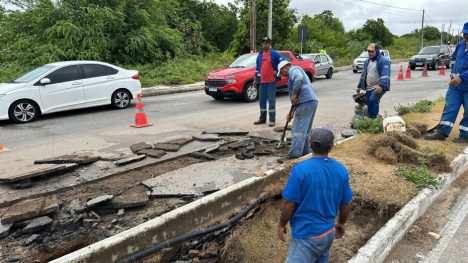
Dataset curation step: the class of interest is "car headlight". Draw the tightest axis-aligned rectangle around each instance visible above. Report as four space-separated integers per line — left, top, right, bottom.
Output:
0 94 6 99
226 79 237 84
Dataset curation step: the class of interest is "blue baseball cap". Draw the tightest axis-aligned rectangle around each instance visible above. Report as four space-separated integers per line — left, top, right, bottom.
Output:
463 22 468 34
311 127 335 148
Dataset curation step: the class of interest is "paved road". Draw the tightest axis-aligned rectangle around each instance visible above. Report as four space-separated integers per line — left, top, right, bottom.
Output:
0 62 449 175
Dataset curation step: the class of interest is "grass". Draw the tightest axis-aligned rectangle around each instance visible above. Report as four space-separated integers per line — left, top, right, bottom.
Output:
354 116 384 133
394 158 439 189
0 52 234 87
395 100 434 116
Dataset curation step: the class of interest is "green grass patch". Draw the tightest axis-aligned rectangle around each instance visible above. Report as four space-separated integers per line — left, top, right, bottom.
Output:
354 116 384 133
395 100 434 116
394 158 439 189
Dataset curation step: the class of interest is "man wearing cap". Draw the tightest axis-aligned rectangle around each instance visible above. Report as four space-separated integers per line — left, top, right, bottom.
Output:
277 61 318 163
254 37 285 127
278 127 352 262
425 22 468 143
356 43 391 118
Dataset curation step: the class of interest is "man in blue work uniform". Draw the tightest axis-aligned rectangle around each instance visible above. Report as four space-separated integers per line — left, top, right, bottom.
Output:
254 37 285 127
278 127 352 262
277 61 318 163
425 22 468 143
356 43 391 118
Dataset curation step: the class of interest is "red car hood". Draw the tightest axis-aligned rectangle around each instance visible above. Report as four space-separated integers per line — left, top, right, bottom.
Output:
207 67 254 78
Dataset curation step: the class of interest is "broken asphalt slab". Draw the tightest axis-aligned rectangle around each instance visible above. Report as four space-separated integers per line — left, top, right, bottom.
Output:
86 195 113 209
202 128 249 136
22 216 53 234
34 155 100 165
193 134 223 142
1 198 45 224
154 143 181 152
164 137 194 146
143 155 278 197
40 195 60 216
130 142 153 153
0 221 12 239
115 155 146 166
227 138 252 150
0 164 79 183
0 140 221 208
111 188 149 209
136 149 167 158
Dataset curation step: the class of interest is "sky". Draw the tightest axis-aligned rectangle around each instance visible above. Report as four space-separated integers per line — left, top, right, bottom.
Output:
213 0 467 36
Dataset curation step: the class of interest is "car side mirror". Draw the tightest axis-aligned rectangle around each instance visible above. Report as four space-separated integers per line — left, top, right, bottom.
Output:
40 78 51 85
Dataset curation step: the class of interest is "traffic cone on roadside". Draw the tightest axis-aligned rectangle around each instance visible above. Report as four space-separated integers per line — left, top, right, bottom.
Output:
422 63 428 77
0 141 8 153
405 63 412 79
131 93 153 128
396 65 404 80
439 63 446 75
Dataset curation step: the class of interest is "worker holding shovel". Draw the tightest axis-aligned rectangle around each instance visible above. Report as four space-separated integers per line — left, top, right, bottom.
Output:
276 61 318 164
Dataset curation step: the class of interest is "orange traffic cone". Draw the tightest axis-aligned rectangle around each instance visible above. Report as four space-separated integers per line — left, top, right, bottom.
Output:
439 63 446 75
396 65 404 80
422 63 428 77
131 93 153 128
0 141 8 153
405 63 412 79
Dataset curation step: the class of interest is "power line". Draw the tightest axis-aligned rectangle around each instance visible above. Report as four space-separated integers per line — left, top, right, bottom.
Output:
335 0 420 19
357 0 422 11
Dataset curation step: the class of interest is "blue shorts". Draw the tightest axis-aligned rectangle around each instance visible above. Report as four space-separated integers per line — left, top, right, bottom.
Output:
285 231 336 263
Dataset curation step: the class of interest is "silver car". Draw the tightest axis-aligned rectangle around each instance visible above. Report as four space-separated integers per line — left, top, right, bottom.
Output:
353 50 391 73
301 53 334 79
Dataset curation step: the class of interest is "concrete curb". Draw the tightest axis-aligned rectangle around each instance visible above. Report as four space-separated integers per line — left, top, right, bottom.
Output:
348 151 468 263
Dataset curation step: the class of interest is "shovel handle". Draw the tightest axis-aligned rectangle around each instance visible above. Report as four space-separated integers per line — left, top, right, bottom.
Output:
279 104 296 143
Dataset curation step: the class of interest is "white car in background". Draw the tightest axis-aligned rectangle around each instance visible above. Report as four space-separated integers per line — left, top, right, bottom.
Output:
0 61 141 123
352 49 391 73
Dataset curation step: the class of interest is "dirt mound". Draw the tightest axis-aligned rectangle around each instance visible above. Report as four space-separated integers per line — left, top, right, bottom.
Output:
368 132 451 173
405 123 428 138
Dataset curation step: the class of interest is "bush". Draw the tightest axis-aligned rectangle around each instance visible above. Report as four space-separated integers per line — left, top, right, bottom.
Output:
395 100 434 116
394 158 439 188
354 116 384 133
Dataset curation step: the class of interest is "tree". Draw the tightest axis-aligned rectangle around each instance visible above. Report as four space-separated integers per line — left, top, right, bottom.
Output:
361 18 394 46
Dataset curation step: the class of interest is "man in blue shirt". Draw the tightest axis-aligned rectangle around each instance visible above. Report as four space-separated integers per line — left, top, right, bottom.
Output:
425 22 468 143
278 127 352 262
277 61 319 163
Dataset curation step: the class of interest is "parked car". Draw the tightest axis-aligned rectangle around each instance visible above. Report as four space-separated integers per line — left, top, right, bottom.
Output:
409 45 451 70
0 61 141 123
352 50 391 73
301 53 334 79
204 51 316 102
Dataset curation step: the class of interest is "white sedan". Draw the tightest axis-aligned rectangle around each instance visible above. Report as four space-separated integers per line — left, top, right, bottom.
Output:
0 61 142 123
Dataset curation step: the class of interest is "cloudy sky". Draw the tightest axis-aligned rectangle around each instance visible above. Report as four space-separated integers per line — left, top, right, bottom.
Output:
213 0 467 36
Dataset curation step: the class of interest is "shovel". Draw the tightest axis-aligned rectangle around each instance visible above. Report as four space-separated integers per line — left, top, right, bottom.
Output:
276 104 296 149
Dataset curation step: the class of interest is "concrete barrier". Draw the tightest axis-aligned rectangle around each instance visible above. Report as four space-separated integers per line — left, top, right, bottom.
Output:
50 167 290 263
348 151 468 263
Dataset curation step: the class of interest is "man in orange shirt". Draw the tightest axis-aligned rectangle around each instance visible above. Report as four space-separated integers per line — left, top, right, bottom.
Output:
254 37 285 127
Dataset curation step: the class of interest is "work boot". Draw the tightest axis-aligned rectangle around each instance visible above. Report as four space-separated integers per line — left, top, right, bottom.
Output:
277 155 297 164
424 131 447 141
269 122 275 127
452 137 468 144
254 119 266 125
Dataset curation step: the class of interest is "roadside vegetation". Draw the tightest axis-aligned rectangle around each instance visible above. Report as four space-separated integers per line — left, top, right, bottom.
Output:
0 0 458 86
394 158 439 189
354 116 384 133
395 100 435 116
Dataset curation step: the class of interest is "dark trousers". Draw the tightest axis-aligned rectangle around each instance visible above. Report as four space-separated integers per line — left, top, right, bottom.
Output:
259 82 276 122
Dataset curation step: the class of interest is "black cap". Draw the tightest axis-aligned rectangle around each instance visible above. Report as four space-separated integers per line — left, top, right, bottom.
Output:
262 37 272 43
311 127 335 148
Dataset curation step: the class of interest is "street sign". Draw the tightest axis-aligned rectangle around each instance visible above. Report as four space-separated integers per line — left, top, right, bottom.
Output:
298 25 308 43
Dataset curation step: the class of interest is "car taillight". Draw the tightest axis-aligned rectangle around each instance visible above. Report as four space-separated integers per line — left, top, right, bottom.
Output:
132 74 139 80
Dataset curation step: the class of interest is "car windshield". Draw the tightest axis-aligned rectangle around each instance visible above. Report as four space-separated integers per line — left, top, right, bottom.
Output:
358 51 369 58
229 54 258 68
419 47 439 55
13 65 55 83
301 54 316 60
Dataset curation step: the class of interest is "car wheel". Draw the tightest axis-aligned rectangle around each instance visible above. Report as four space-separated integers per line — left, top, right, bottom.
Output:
353 70 358 73
410 65 416 70
243 82 258 102
213 94 224 100
9 100 39 124
326 68 333 79
433 61 439 70
112 89 131 109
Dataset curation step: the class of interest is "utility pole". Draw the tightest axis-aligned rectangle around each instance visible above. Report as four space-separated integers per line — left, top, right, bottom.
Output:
267 0 272 39
441 23 445 45
448 20 452 43
420 9 425 50
250 0 257 52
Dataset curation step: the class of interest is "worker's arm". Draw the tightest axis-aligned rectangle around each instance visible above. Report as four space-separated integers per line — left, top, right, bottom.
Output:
377 58 391 92
290 73 303 105
357 61 368 93
335 203 351 239
277 199 297 242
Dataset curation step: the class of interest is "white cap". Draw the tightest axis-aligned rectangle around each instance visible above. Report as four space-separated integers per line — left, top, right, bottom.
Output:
277 61 291 76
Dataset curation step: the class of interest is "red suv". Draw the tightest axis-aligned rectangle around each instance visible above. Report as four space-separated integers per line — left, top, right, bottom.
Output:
205 51 316 102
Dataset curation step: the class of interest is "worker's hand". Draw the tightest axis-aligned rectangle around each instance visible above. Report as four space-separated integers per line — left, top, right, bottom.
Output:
335 223 345 239
277 225 287 242
356 88 361 94
450 76 462 87
286 113 293 122
290 94 298 105
376 86 383 94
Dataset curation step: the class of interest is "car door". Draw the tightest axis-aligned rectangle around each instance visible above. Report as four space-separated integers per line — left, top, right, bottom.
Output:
320 55 330 74
81 64 119 106
38 65 85 112
313 56 323 75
